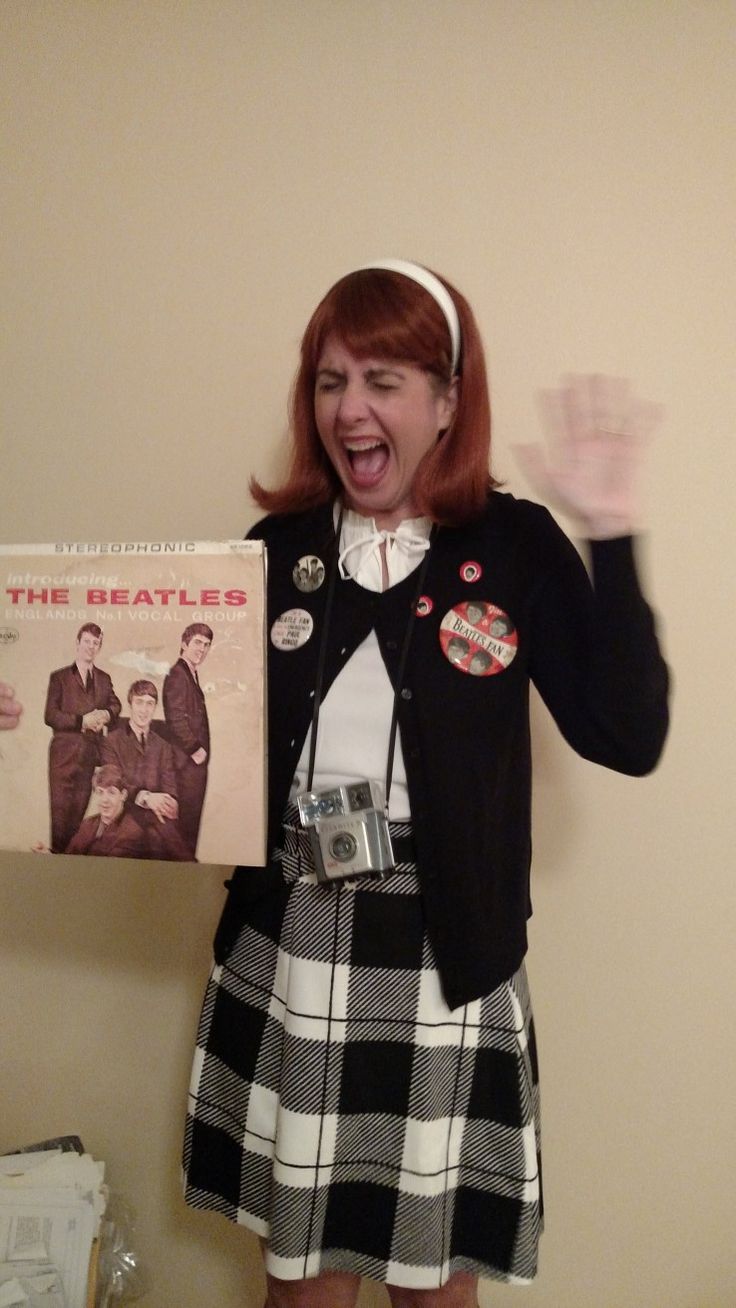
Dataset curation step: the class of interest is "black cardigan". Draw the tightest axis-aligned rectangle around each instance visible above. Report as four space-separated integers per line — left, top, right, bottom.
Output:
214 493 669 1008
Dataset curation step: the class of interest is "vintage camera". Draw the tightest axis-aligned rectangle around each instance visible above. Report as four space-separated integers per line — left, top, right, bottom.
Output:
296 780 394 882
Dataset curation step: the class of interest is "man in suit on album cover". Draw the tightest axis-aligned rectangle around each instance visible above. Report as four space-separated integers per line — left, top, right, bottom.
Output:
103 679 190 860
44 623 122 853
162 623 213 858
65 764 146 858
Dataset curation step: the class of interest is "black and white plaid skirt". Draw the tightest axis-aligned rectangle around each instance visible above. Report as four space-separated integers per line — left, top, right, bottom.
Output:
183 808 542 1289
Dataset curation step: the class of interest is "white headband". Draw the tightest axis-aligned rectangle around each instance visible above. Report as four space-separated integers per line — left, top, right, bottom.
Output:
356 258 461 374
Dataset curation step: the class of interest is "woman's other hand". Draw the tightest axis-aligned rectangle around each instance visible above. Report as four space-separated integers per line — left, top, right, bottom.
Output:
514 374 664 538
0 682 23 730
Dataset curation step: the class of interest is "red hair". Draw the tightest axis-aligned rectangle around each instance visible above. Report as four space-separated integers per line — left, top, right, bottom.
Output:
250 267 496 525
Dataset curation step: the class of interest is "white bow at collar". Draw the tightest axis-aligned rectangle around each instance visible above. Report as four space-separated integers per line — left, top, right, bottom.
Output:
336 507 432 591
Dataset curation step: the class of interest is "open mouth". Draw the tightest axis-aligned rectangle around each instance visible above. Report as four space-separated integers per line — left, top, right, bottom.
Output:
343 438 390 485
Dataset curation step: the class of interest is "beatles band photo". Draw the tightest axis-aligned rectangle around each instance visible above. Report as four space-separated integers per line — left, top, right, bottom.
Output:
44 622 214 861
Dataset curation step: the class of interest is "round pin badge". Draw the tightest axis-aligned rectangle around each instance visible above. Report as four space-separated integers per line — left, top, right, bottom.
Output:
416 595 433 617
292 555 325 593
439 600 517 676
271 608 314 652
459 560 482 583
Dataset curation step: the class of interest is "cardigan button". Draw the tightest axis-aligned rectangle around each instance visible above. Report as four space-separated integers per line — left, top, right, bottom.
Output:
400 688 412 700
385 639 398 651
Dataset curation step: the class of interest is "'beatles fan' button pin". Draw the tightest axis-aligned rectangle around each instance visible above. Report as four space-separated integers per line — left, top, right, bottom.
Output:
439 600 517 676
271 608 314 651
293 555 325 593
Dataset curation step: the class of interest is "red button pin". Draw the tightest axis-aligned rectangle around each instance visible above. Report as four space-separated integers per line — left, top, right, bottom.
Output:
459 560 482 583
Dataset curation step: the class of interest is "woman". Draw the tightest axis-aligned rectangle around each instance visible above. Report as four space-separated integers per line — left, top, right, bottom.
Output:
0 261 669 1306
182 261 669 1307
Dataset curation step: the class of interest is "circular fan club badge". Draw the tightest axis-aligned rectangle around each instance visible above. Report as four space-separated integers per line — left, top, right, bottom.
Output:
271 608 314 651
439 600 517 676
293 555 325 593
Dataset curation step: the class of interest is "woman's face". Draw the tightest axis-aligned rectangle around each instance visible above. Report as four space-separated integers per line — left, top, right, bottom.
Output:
314 335 456 529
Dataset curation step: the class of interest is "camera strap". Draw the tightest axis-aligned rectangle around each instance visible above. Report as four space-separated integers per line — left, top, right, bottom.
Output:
305 505 438 811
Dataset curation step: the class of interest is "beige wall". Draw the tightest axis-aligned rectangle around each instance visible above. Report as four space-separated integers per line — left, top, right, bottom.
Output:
1 2 734 1305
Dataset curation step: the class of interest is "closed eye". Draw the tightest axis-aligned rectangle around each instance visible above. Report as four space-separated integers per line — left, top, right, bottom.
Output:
365 368 403 390
316 371 344 393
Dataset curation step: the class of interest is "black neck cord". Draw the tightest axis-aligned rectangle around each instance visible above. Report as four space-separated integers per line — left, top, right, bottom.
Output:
305 506 344 789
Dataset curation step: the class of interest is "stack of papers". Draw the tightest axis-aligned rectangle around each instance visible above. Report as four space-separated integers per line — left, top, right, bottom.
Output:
0 1148 106 1308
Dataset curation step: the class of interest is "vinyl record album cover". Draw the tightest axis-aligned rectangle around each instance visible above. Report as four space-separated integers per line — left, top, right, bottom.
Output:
0 541 267 865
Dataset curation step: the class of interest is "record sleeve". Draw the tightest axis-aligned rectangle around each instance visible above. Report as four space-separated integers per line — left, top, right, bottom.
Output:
0 541 266 865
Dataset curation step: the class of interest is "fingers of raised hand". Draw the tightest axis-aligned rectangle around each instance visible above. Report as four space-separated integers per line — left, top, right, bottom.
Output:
538 374 663 447
516 376 664 532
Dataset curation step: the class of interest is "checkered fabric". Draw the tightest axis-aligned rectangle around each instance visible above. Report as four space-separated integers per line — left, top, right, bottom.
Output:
183 808 542 1289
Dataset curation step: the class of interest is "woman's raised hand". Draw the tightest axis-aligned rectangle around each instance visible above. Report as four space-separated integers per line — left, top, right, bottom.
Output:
514 374 663 538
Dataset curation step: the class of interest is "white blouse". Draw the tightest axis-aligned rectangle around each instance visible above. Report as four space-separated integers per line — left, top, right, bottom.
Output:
291 507 431 820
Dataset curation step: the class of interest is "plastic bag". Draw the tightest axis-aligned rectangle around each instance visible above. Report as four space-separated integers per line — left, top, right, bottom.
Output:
95 1194 149 1306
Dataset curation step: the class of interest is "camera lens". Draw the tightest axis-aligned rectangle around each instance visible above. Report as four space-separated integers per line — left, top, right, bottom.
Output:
329 833 357 862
